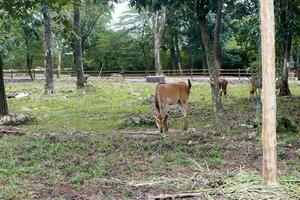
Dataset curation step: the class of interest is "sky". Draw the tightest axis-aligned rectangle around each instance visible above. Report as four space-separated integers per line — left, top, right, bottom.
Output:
111 1 130 24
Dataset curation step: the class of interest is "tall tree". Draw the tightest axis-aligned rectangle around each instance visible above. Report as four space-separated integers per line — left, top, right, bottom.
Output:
43 5 54 94
144 6 166 75
196 0 224 119
0 55 8 116
20 17 41 80
73 0 85 88
260 0 277 185
174 30 183 76
166 9 185 76
277 0 293 96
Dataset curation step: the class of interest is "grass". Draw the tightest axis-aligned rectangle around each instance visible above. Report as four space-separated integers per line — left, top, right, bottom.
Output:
1 77 300 199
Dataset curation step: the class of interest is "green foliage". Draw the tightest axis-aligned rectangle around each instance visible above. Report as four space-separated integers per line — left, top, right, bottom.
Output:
277 116 298 134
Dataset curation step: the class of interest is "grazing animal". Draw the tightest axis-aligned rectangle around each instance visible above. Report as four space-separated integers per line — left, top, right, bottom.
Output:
210 79 228 96
154 79 192 133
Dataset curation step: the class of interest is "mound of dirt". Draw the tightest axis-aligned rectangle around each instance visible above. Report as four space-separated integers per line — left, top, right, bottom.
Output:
0 113 36 126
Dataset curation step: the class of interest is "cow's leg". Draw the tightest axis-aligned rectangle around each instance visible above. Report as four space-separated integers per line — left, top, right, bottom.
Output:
161 102 170 133
164 113 169 132
223 83 227 96
179 100 189 130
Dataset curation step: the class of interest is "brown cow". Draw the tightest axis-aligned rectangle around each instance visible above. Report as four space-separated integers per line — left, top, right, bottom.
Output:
154 79 192 133
210 79 228 96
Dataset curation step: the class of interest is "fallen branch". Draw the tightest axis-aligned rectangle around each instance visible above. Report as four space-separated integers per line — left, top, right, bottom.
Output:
0 129 24 136
148 192 203 200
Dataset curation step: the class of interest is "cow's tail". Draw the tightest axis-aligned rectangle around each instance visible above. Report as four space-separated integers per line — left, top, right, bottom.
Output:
188 79 192 90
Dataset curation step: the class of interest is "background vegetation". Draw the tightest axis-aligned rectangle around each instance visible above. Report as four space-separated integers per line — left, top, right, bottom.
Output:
1 0 299 72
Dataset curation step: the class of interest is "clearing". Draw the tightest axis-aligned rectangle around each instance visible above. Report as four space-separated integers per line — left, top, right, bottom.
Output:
0 77 299 199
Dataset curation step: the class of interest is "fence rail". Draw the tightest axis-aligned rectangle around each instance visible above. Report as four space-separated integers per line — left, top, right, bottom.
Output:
3 68 298 80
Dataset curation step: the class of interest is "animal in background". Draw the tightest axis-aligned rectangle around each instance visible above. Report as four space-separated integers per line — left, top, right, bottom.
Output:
249 74 262 95
154 79 192 133
210 79 228 96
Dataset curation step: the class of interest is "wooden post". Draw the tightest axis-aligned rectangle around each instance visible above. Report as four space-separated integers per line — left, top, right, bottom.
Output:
10 69 13 79
238 68 241 81
33 68 36 80
190 68 193 80
260 0 277 185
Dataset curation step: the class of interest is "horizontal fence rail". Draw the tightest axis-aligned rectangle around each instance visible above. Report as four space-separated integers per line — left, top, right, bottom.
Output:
3 68 299 80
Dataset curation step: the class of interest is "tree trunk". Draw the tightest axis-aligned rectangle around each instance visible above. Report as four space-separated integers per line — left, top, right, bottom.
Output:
57 50 62 78
145 6 166 75
174 31 183 76
202 46 207 70
56 40 62 78
170 39 177 74
25 38 34 80
154 32 163 75
278 34 292 96
197 0 224 128
259 0 278 185
278 0 291 96
139 41 148 70
212 0 223 111
43 5 54 94
0 55 8 116
198 14 222 113
73 0 85 88
26 53 34 80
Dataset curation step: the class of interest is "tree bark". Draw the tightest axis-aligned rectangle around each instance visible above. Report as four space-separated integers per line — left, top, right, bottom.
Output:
154 30 163 75
56 38 62 78
278 0 291 96
73 0 86 88
43 5 54 94
57 49 62 78
25 38 34 80
174 31 183 76
212 0 223 111
259 0 278 185
145 6 166 75
170 38 177 74
198 3 223 113
0 55 8 116
26 53 34 81
202 46 207 70
139 41 148 70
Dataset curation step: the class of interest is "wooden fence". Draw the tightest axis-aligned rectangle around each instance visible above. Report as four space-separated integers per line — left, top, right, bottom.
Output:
2 68 298 80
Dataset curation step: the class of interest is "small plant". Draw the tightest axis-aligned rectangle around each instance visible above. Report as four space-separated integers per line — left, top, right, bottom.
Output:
278 147 286 159
207 148 224 168
70 173 89 185
277 116 298 133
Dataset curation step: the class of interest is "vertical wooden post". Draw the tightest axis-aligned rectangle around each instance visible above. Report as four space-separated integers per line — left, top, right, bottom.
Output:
260 0 277 185
190 68 193 81
238 68 241 81
10 69 13 79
